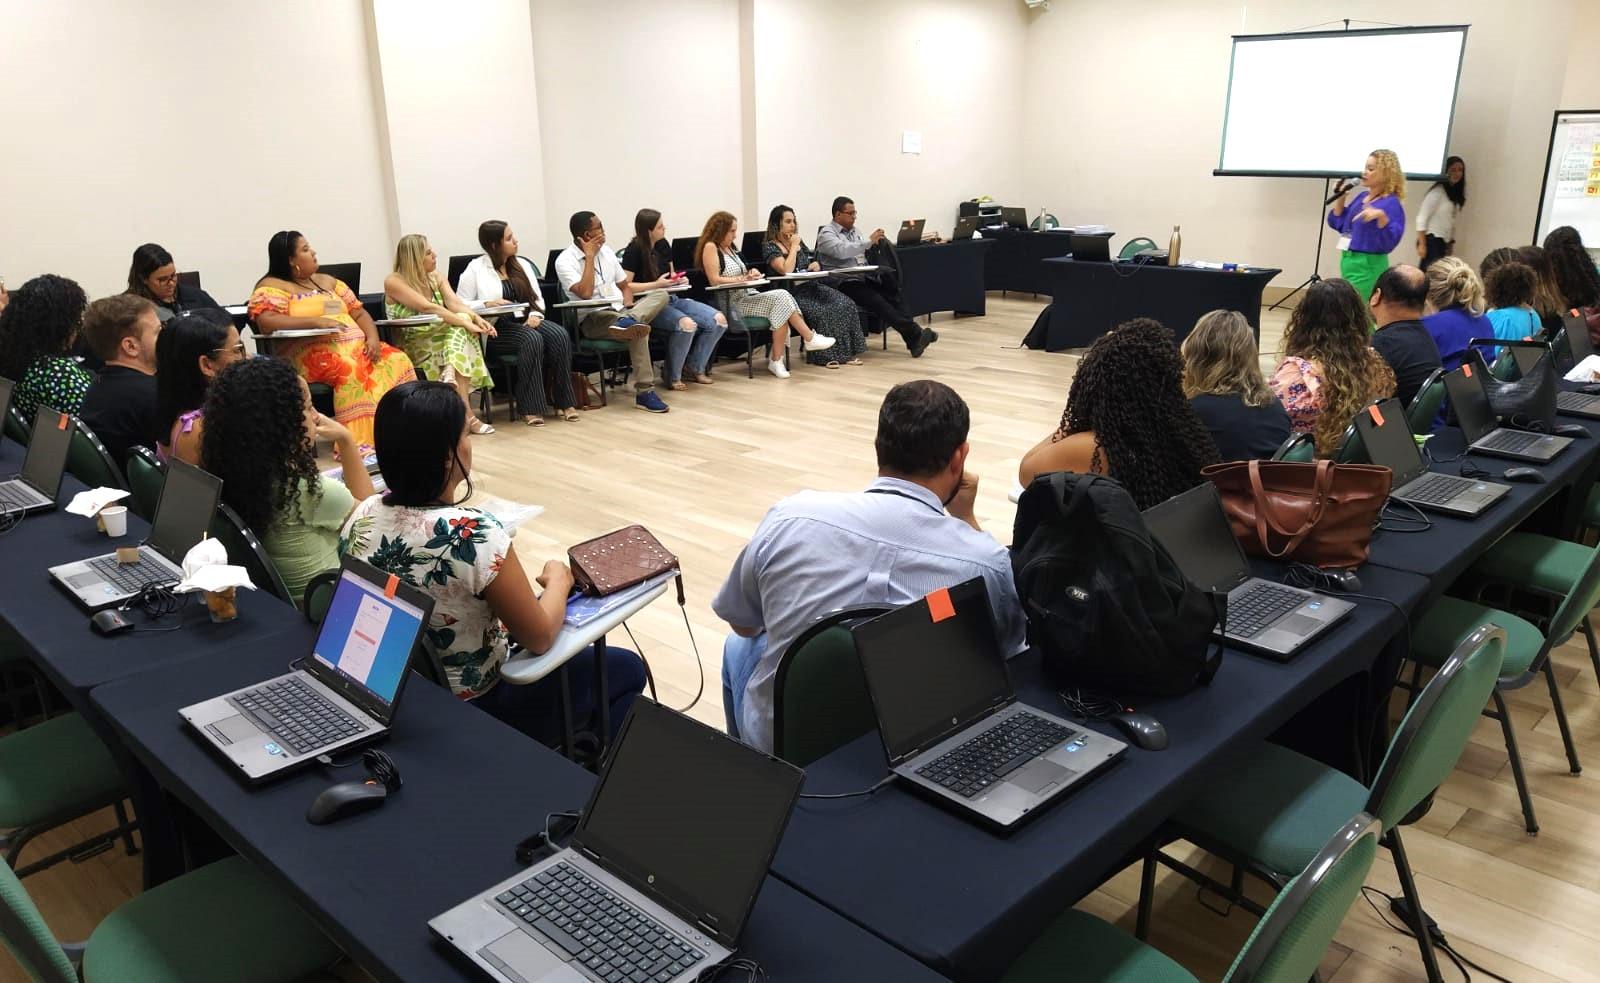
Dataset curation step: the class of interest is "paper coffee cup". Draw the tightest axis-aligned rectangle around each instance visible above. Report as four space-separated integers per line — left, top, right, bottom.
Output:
100 506 128 537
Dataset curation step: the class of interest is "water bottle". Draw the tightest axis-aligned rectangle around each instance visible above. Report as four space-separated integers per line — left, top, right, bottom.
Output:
1168 225 1182 267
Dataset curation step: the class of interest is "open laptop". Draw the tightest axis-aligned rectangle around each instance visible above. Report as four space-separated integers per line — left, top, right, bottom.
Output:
1442 361 1571 462
1547 314 1600 416
1356 398 1509 516
1001 206 1028 229
49 457 221 611
431 699 803 983
851 577 1125 831
951 215 983 240
895 219 926 245
1507 342 1600 418
0 404 73 517
180 557 434 781
1070 233 1112 262
1143 483 1354 662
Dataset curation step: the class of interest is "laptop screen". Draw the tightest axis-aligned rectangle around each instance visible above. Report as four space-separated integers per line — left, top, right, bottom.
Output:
1509 344 1549 376
1565 314 1595 363
575 700 802 948
1442 362 1496 441
852 577 1013 763
1354 398 1425 487
311 566 428 714
1141 483 1250 594
0 377 13 426
148 459 223 564
22 408 73 498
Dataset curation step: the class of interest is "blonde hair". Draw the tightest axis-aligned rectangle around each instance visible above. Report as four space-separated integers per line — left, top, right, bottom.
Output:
1425 256 1486 317
1367 149 1405 201
1181 310 1274 408
392 234 436 299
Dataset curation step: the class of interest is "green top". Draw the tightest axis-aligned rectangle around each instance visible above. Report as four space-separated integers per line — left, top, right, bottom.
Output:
261 476 355 604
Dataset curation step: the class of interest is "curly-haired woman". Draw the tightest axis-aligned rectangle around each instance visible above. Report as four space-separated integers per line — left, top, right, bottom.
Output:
1544 225 1600 343
1271 278 1397 456
1019 318 1219 509
0 274 90 421
201 357 374 603
1327 149 1406 303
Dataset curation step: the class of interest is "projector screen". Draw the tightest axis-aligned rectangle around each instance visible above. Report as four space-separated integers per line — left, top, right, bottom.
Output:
1217 26 1468 179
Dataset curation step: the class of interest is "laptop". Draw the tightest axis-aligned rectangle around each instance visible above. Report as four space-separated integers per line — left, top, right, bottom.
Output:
895 219 926 245
49 458 222 611
1001 206 1028 229
1508 342 1600 417
1143 483 1354 662
951 215 983 240
430 699 803 983
851 577 1125 831
1355 398 1509 517
180 557 434 781
1070 233 1112 262
0 404 73 517
1442 361 1571 462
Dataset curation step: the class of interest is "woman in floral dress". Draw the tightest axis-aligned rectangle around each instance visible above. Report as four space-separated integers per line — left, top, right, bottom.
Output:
383 233 497 434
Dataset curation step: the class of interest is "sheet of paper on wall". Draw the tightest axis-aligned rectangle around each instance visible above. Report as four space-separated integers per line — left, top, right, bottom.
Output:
901 130 922 155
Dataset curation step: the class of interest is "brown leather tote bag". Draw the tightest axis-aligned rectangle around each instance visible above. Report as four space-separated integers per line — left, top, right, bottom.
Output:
1201 460 1391 570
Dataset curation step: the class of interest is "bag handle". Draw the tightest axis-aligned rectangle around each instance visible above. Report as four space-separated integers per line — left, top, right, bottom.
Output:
1246 460 1334 558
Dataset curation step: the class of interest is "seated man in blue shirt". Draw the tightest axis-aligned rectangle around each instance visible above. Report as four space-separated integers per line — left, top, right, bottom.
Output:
713 380 1026 752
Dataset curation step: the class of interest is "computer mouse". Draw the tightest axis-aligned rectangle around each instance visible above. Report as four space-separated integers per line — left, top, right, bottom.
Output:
1553 423 1590 439
1108 712 1168 751
307 780 389 825
1322 569 1361 593
89 609 134 636
1501 467 1546 484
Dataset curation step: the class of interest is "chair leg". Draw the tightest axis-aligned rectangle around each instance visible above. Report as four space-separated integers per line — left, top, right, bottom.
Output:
1491 690 1539 834
112 799 139 857
1135 847 1158 940
1582 616 1600 692
1542 661 1582 775
1387 829 1445 983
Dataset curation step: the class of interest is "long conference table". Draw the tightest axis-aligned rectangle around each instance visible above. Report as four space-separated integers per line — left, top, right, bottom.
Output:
4 403 1600 980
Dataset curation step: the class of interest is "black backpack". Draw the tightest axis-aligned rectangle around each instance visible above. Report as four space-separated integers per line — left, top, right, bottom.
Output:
1011 472 1223 698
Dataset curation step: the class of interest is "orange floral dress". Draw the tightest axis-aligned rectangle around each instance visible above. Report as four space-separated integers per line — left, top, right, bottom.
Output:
248 278 416 446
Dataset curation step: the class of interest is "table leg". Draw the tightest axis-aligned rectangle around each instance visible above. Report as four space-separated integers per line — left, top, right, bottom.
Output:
593 634 611 761
558 664 575 760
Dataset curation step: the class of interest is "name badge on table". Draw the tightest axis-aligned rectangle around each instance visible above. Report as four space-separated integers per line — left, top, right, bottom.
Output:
1336 235 1352 252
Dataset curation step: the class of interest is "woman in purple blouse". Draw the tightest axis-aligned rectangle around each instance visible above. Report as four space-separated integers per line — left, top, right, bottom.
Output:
1327 148 1407 304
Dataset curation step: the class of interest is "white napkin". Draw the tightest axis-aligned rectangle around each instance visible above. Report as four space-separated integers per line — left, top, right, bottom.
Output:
65 487 130 518
1564 354 1600 382
172 537 257 594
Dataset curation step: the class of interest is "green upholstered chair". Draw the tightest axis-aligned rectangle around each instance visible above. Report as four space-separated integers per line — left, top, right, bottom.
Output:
1270 433 1314 463
125 446 164 522
1406 368 1447 435
1140 625 1504 981
2 406 28 447
771 607 891 767
64 416 126 491
1333 417 1368 464
302 568 339 625
705 279 775 379
209 502 293 606
0 712 139 879
1488 348 1518 381
549 278 629 406
1117 237 1158 260
0 854 342 982
1002 813 1382 983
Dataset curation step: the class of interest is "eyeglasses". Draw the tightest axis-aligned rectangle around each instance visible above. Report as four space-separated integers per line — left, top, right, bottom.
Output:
152 274 178 286
211 342 247 358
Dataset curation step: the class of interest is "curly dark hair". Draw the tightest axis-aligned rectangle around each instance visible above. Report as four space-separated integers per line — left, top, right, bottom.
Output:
1055 318 1218 509
1284 279 1397 455
1544 226 1600 309
200 357 320 535
0 274 88 381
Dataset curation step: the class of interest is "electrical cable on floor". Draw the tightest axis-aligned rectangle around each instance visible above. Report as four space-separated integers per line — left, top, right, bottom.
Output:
1359 886 1514 983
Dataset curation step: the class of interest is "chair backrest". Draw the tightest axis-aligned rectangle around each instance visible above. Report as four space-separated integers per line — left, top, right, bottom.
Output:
1489 348 1517 381
318 262 360 294
177 270 201 289
1544 541 1600 658
1118 236 1157 259
1406 369 1446 435
1365 625 1505 829
0 861 77 983
65 416 126 490
125 446 165 521
302 567 339 623
209 502 293 605
772 606 891 766
3 405 29 446
1334 419 1368 464
670 237 699 274
446 254 476 292
1223 813 1382 983
1271 432 1314 462
740 231 765 264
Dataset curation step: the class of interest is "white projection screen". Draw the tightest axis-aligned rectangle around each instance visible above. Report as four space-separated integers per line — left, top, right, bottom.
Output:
1217 26 1468 178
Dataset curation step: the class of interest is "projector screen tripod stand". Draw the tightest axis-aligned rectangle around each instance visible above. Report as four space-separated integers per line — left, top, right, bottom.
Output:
1270 178 1337 312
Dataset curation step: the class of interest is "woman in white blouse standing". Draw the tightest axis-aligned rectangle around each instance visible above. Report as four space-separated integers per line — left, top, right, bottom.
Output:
1415 156 1465 272
456 220 579 426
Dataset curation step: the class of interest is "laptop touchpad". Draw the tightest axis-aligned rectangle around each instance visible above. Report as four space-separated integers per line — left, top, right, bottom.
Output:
1277 614 1321 636
211 715 262 745
1010 758 1070 793
481 929 577 982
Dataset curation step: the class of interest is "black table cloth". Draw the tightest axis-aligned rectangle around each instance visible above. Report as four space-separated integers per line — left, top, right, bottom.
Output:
898 239 992 319
768 565 1426 981
1026 259 1280 351
91 642 945 982
982 229 1077 294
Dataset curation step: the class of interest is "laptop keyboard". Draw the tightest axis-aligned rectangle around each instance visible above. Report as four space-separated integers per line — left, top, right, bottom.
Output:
0 482 45 511
227 676 368 756
1479 429 1542 453
914 710 1075 798
86 553 175 595
1226 582 1306 638
1557 391 1599 412
495 861 705 983
1401 472 1478 506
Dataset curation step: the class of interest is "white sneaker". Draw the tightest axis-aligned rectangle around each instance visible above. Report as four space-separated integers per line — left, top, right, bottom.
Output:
803 333 836 352
767 358 790 379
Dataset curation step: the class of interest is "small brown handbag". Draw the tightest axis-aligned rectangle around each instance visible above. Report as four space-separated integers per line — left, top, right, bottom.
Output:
1201 460 1391 570
568 525 679 596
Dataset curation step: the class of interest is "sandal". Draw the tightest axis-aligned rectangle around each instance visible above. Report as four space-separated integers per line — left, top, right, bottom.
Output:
669 381 690 392
846 358 864 366
523 415 546 427
468 418 497 435
690 373 714 385
561 408 581 422
824 361 842 369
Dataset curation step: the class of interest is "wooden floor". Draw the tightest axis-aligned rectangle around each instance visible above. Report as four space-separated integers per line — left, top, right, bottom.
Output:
10 295 1600 981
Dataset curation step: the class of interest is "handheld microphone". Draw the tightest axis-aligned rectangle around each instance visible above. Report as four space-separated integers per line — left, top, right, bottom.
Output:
1324 178 1358 205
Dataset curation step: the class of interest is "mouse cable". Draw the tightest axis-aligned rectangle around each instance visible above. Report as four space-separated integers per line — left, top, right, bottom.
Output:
128 582 189 632
1376 498 1432 534
798 775 894 800
0 500 22 537
1282 563 1413 668
1056 687 1126 721
696 958 767 982
315 748 401 791
514 810 583 866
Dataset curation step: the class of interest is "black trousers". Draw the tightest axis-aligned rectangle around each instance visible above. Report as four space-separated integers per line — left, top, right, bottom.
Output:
835 279 921 347
1420 234 1451 271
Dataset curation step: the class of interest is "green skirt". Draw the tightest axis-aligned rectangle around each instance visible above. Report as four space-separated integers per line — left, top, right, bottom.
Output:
1339 250 1390 305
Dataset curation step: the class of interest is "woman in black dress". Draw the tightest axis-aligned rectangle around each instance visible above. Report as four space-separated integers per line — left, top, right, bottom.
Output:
762 205 866 367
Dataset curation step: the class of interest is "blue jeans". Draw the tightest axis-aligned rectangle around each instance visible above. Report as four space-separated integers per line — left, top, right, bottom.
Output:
720 632 767 739
474 644 646 748
651 297 727 383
